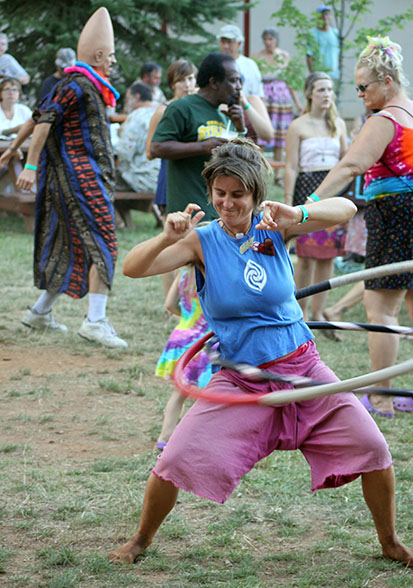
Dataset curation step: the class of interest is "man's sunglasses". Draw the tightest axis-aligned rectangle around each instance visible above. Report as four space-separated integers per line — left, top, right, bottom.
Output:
355 80 381 93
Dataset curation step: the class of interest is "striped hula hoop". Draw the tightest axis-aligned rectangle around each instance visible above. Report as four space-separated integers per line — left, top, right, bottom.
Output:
296 260 413 300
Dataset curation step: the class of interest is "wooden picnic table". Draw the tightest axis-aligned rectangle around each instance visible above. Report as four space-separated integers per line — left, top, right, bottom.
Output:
0 139 36 232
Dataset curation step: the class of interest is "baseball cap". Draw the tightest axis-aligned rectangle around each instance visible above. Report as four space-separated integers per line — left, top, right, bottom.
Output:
217 24 244 43
317 4 331 12
55 48 76 69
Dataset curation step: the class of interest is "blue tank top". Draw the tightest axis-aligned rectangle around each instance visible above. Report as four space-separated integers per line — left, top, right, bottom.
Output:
194 215 313 365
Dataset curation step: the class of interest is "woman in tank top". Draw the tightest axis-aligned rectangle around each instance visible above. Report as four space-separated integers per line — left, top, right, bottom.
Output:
284 72 348 330
109 139 413 570
302 36 413 418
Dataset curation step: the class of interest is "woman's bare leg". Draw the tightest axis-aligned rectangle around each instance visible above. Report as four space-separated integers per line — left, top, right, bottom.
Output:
405 289 413 320
294 257 315 321
362 467 413 566
364 289 406 413
108 474 179 564
311 258 335 320
273 145 283 182
324 281 364 321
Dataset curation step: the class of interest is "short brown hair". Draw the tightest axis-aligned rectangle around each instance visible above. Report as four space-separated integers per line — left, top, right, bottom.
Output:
0 77 22 100
202 138 272 211
166 60 197 90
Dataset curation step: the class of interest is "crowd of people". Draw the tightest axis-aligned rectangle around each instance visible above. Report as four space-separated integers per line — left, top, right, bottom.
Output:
0 2 412 570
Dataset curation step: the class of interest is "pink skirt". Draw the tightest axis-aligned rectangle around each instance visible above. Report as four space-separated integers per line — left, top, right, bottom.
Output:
153 341 392 503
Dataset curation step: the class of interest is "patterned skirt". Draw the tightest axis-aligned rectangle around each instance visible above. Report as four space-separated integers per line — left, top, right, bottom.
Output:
293 170 345 259
364 192 413 289
259 79 294 149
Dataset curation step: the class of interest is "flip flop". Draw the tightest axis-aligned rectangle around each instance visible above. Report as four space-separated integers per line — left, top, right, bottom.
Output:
156 442 167 451
393 397 413 412
360 394 394 419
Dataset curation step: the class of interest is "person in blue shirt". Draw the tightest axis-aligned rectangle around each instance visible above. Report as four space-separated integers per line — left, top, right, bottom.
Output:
306 5 340 82
109 138 413 568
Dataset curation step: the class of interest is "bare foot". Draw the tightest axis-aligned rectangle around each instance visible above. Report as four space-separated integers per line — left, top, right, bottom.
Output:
108 538 150 564
312 312 343 342
382 540 413 567
323 307 343 322
369 392 394 414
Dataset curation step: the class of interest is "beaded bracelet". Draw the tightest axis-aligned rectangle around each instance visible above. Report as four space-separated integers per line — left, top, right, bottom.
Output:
243 103 251 111
297 204 308 224
25 164 38 171
306 193 320 203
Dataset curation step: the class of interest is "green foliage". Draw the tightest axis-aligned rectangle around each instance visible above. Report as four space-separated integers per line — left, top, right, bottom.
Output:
0 0 245 105
272 0 413 102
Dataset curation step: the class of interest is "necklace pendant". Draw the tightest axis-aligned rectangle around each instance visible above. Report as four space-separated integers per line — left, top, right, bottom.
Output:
239 236 255 254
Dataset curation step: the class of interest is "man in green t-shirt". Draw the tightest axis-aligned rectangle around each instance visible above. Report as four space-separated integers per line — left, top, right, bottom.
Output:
150 53 246 220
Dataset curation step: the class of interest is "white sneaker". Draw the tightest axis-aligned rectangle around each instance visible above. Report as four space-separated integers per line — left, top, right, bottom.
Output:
78 317 128 349
22 307 68 333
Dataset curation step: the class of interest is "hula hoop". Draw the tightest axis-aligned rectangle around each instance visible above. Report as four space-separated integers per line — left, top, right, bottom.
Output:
296 260 413 300
307 321 413 337
174 261 413 405
258 359 413 406
174 333 413 405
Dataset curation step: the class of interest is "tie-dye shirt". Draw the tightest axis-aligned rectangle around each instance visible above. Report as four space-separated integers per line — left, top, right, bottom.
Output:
363 110 413 201
155 268 212 387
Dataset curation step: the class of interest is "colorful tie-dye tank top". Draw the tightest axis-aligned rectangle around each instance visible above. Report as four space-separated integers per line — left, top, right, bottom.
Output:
155 267 212 387
363 110 413 201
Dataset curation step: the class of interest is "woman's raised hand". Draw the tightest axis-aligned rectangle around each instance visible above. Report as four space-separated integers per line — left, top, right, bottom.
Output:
256 200 302 231
164 203 205 241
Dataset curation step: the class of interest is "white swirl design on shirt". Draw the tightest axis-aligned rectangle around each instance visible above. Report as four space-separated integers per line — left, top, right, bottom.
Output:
244 259 267 292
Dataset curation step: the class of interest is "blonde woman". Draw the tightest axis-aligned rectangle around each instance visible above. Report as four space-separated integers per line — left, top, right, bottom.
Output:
301 36 413 417
284 72 347 329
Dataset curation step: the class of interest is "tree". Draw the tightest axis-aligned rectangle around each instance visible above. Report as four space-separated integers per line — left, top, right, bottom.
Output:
0 0 245 105
272 0 413 104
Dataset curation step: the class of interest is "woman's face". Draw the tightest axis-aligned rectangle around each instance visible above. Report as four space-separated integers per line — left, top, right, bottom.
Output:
1 82 20 103
212 175 254 231
173 73 197 99
355 66 386 110
263 34 277 52
310 78 334 111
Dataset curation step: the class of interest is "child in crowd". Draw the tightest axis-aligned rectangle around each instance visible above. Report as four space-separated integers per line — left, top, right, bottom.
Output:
155 263 212 450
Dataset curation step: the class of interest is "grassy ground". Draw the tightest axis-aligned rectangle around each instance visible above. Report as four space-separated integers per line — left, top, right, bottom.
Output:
0 193 412 587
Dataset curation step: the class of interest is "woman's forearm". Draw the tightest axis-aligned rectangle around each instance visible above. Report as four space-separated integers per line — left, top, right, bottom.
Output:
312 161 358 200
243 96 273 142
24 122 51 167
122 232 175 278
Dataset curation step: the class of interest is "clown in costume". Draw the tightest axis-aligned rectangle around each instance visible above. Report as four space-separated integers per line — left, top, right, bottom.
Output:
10 7 127 348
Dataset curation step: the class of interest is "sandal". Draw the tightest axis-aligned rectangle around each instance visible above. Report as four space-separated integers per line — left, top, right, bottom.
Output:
360 394 394 419
393 396 413 412
156 442 167 451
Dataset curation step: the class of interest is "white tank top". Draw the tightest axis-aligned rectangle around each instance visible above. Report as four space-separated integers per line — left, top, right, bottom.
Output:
300 136 340 171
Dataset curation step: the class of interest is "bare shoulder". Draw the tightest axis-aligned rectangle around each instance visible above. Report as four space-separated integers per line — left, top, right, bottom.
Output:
287 114 308 136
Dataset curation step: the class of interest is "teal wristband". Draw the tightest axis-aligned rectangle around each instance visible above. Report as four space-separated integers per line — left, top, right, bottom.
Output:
25 164 37 171
307 193 320 202
243 103 251 111
298 205 308 224
238 128 248 136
